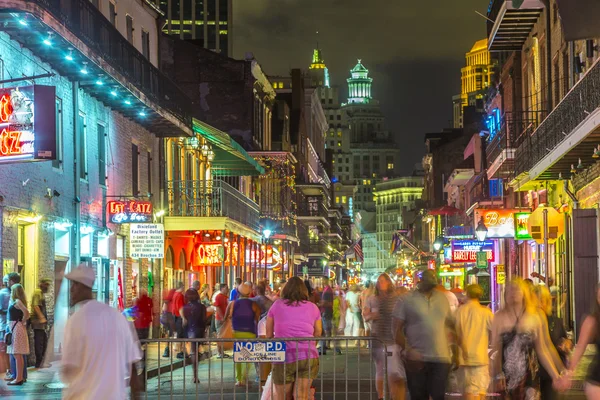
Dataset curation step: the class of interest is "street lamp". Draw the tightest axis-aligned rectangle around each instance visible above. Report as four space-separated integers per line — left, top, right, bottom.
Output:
263 229 272 240
475 217 488 242
433 236 444 252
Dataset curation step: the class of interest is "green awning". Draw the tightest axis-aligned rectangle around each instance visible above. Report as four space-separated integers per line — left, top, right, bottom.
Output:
192 119 265 176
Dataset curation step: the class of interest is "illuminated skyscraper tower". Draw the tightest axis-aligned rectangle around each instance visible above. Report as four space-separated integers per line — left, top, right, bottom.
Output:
347 60 372 104
308 48 330 88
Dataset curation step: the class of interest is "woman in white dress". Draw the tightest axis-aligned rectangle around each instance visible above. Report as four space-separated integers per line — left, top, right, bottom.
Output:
6 283 29 385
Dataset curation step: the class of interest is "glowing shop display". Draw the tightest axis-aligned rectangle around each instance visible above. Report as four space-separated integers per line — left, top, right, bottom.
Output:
514 212 532 239
107 200 153 223
451 240 495 263
0 85 56 163
474 209 519 238
439 268 463 277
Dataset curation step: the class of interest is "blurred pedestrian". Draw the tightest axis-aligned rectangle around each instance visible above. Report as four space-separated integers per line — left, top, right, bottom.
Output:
171 281 186 359
230 278 242 301
365 274 405 400
568 283 600 399
490 278 567 398
252 283 273 318
134 289 153 341
267 276 322 399
226 283 260 386
31 278 51 368
191 280 201 294
0 275 10 378
61 265 142 399
200 284 212 307
344 285 361 343
393 270 456 400
5 284 29 386
2 273 24 382
182 288 206 384
333 287 346 336
161 286 176 358
319 277 339 355
213 284 230 358
360 281 375 339
535 284 570 400
454 284 493 400
305 280 320 304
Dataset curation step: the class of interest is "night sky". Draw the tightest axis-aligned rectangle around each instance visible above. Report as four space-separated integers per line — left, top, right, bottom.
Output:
234 0 488 175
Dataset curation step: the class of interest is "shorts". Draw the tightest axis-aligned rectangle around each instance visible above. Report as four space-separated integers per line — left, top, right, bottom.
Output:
460 365 490 395
375 344 406 380
272 358 319 385
363 320 373 331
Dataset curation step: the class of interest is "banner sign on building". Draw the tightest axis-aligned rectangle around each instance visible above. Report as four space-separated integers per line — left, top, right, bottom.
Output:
514 212 532 239
107 200 153 223
130 224 164 259
297 258 326 277
233 341 286 363
451 240 495 263
473 209 518 238
0 85 56 163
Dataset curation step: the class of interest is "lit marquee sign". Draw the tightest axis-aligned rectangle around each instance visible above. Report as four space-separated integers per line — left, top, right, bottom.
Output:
0 85 56 163
514 212 532 239
474 209 518 238
451 240 495 263
107 200 153 223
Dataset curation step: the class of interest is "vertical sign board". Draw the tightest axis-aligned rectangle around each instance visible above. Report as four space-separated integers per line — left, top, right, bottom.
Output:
476 251 488 269
0 85 56 163
497 264 506 284
130 224 165 259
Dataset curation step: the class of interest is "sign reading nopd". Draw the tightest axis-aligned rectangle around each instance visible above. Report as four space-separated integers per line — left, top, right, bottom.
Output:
130 223 164 259
233 341 286 363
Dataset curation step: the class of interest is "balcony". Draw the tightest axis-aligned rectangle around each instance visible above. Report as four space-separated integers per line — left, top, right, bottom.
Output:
487 0 544 52
1 0 192 136
299 240 330 257
514 58 600 183
297 201 330 226
486 111 545 179
167 180 260 231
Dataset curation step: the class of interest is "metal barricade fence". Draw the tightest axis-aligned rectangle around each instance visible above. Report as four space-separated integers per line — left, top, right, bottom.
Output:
139 337 390 400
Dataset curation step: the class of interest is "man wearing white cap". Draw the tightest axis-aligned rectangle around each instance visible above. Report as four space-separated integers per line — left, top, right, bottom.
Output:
61 265 142 399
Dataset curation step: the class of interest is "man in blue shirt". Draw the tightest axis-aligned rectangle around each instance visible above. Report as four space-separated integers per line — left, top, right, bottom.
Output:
229 278 242 301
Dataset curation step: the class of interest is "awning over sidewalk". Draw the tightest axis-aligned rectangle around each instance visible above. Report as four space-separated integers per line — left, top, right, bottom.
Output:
192 119 265 176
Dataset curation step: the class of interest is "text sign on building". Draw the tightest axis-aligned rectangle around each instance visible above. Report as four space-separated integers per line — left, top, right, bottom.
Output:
0 85 56 163
107 200 153 224
514 212 532 239
476 251 488 269
130 224 164 259
474 209 518 238
233 341 286 363
451 240 495 263
297 258 325 276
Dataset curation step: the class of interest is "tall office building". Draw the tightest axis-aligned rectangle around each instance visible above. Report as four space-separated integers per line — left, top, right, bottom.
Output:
452 39 495 128
160 0 232 56
343 60 401 213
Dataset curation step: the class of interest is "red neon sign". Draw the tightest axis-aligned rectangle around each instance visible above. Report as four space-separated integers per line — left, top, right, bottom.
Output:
0 95 12 122
0 129 23 156
107 200 153 223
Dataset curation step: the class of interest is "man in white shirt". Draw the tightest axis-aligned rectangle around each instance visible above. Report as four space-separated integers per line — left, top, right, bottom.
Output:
61 265 142 400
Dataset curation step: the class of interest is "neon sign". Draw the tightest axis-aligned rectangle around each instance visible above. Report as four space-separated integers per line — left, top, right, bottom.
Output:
451 240 495 263
474 209 518 238
107 200 153 223
514 212 532 239
0 86 56 163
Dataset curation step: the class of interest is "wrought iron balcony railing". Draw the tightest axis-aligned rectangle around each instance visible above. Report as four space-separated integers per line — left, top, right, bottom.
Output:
31 0 192 125
167 180 260 231
299 240 329 255
297 201 329 221
487 111 545 166
515 60 600 177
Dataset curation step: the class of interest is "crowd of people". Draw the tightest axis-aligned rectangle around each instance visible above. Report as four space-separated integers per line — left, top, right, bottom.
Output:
0 272 51 386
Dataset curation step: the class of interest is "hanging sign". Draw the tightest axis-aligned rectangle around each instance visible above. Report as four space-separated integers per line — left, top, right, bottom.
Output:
476 251 488 269
297 258 325 276
0 85 56 163
130 223 164 259
527 206 565 245
451 240 495 263
107 200 153 223
497 265 506 285
474 209 519 238
514 212 533 239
